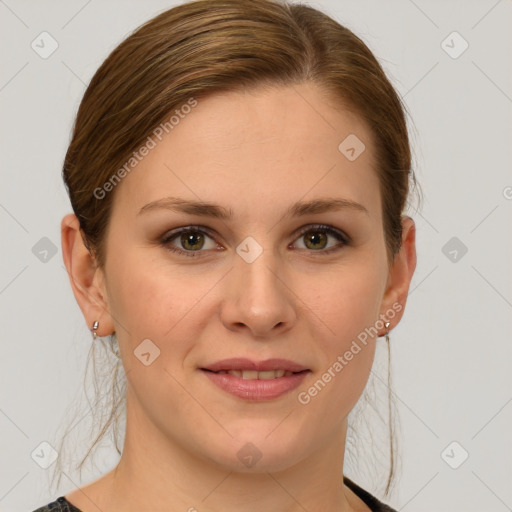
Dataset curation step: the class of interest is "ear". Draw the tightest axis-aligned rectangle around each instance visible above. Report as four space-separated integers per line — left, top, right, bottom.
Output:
378 216 417 333
61 213 115 337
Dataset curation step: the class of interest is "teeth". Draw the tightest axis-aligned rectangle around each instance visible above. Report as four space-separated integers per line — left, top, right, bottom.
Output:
216 369 295 379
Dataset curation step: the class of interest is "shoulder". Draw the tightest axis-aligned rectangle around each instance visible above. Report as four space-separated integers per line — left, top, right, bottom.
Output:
32 496 83 512
343 476 398 512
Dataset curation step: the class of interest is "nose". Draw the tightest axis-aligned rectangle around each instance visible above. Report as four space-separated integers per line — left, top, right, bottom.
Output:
220 249 297 338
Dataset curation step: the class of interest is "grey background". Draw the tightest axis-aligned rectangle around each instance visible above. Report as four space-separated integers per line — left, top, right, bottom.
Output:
1 1 511 511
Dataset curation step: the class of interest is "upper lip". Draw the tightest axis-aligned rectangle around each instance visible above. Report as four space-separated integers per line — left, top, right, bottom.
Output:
201 358 309 373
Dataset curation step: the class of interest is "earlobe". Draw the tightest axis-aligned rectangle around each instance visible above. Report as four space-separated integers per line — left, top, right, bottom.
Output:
379 216 417 331
61 213 115 337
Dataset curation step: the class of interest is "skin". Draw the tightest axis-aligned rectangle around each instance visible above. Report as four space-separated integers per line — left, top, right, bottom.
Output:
61 82 416 512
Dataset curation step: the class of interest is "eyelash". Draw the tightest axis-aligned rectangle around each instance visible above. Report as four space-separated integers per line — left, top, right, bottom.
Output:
161 224 350 258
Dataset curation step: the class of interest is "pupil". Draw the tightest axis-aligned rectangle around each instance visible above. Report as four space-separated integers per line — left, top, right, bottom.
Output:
182 232 203 250
306 231 326 250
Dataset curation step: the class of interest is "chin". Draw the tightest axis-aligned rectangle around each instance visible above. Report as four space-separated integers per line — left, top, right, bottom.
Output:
203 429 306 474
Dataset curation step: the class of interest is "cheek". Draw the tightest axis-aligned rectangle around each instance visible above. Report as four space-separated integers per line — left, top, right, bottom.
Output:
106 248 195 332
105 251 222 381
299 261 384 405
310 262 384 344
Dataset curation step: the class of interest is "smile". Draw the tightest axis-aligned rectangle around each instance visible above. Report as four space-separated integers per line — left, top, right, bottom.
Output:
200 369 310 400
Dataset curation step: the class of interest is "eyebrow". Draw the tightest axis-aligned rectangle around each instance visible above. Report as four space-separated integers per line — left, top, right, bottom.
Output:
138 196 369 219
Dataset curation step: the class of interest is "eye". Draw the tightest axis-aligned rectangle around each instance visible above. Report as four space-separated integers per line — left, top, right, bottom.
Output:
291 224 349 254
162 227 219 257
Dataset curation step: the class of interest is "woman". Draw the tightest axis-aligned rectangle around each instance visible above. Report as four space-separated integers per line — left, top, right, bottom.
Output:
34 0 418 510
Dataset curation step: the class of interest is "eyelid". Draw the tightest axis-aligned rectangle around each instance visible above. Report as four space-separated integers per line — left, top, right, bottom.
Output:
162 224 217 239
292 223 349 244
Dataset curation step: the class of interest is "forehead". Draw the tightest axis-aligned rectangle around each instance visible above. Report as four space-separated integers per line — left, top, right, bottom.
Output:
110 83 380 222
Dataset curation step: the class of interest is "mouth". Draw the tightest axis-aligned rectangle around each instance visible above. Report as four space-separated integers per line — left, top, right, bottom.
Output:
201 368 308 379
199 368 311 400
201 357 309 373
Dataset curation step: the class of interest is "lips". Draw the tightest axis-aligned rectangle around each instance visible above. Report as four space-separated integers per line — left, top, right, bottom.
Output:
199 358 311 400
199 357 311 401
201 367 310 400
201 357 309 373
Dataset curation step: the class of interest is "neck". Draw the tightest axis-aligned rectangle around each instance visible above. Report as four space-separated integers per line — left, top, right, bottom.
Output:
75 390 367 512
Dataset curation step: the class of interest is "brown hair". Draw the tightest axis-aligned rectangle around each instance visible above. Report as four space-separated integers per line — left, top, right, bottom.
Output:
53 0 421 499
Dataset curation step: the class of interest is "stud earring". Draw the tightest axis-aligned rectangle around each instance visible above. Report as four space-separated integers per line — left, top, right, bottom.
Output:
91 320 99 340
384 321 391 343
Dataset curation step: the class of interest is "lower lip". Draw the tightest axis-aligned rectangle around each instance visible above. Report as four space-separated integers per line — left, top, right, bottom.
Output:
200 369 310 400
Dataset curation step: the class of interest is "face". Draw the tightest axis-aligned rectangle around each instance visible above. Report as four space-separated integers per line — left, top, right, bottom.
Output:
92 82 411 472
